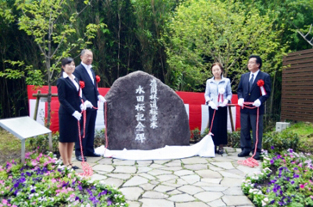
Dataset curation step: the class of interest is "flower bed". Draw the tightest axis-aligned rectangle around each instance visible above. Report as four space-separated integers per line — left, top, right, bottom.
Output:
0 151 128 207
242 148 313 207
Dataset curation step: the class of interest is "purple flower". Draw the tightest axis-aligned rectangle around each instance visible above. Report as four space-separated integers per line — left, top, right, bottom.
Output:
107 198 113 206
13 181 20 188
270 200 275 204
98 190 108 197
78 185 83 191
62 181 69 188
14 189 19 196
270 160 274 164
293 173 299 178
271 146 275 150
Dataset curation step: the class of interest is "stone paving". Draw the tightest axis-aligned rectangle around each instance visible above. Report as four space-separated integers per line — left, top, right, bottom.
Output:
73 147 261 207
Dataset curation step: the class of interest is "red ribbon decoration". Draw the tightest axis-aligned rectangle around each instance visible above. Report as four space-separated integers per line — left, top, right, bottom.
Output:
257 79 266 96
79 81 85 88
218 94 224 103
257 79 264 86
79 81 85 97
96 75 100 83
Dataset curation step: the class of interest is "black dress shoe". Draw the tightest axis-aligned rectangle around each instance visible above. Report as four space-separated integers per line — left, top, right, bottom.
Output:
76 155 87 162
238 151 250 157
253 153 261 160
86 152 101 157
70 165 79 170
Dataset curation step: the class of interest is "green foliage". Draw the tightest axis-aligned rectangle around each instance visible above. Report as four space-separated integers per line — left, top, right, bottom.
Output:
0 151 128 206
190 128 202 143
243 0 313 51
94 128 106 148
163 0 288 91
263 130 299 153
284 122 313 153
3 0 104 127
242 149 313 206
28 132 60 154
227 130 241 148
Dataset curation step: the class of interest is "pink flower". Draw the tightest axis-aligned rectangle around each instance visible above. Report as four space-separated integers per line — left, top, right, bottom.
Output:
2 199 8 204
300 184 305 189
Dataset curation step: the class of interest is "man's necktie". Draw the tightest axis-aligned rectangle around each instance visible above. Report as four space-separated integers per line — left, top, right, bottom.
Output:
249 74 254 91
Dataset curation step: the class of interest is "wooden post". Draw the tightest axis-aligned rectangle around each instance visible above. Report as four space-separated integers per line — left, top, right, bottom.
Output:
33 91 41 120
228 105 235 132
32 91 58 121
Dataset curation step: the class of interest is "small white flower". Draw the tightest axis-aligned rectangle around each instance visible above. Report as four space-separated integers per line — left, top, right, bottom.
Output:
262 200 266 206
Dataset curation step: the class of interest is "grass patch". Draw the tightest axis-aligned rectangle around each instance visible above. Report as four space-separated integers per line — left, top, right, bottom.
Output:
285 122 313 137
0 128 32 165
285 122 313 153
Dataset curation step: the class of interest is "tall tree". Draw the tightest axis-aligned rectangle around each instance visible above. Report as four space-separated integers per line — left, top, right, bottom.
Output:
0 0 103 127
163 0 287 91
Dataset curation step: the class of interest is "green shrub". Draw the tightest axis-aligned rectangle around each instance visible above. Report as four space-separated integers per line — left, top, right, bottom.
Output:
190 128 202 143
94 128 106 148
227 130 241 148
201 128 209 138
262 130 299 153
28 132 59 154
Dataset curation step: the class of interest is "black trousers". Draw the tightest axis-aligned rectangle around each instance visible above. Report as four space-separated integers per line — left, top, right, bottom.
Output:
75 109 97 156
240 112 263 153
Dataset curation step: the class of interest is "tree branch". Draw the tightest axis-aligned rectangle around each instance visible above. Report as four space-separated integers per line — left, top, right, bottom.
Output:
297 24 313 47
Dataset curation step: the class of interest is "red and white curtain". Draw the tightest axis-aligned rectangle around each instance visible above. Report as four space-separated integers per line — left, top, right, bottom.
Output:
27 85 240 133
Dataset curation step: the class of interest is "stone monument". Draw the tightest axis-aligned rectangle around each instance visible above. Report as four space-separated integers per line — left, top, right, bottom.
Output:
104 71 190 150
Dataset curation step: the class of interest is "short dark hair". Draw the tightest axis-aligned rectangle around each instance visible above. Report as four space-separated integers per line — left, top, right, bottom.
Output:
249 55 262 69
60 57 74 77
61 57 74 67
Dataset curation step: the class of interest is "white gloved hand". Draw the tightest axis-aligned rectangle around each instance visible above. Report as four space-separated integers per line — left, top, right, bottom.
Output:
72 111 82 121
220 99 229 107
238 98 244 107
80 103 86 111
98 95 106 103
84 100 93 108
253 99 261 107
208 101 218 110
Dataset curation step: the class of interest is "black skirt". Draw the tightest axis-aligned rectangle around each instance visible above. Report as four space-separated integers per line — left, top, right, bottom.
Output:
208 106 228 146
58 107 79 143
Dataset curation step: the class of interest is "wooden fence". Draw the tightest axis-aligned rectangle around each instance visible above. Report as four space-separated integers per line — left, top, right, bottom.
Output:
281 48 313 122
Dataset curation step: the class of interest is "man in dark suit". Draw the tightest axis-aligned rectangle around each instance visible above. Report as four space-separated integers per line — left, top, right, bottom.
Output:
237 55 271 160
73 49 106 161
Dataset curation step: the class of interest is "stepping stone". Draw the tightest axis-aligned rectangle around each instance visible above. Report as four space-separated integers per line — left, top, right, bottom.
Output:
123 176 149 187
168 194 195 202
139 198 174 207
120 187 144 200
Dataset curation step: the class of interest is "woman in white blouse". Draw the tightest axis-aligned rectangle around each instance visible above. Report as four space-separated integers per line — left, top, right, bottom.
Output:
204 63 232 154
